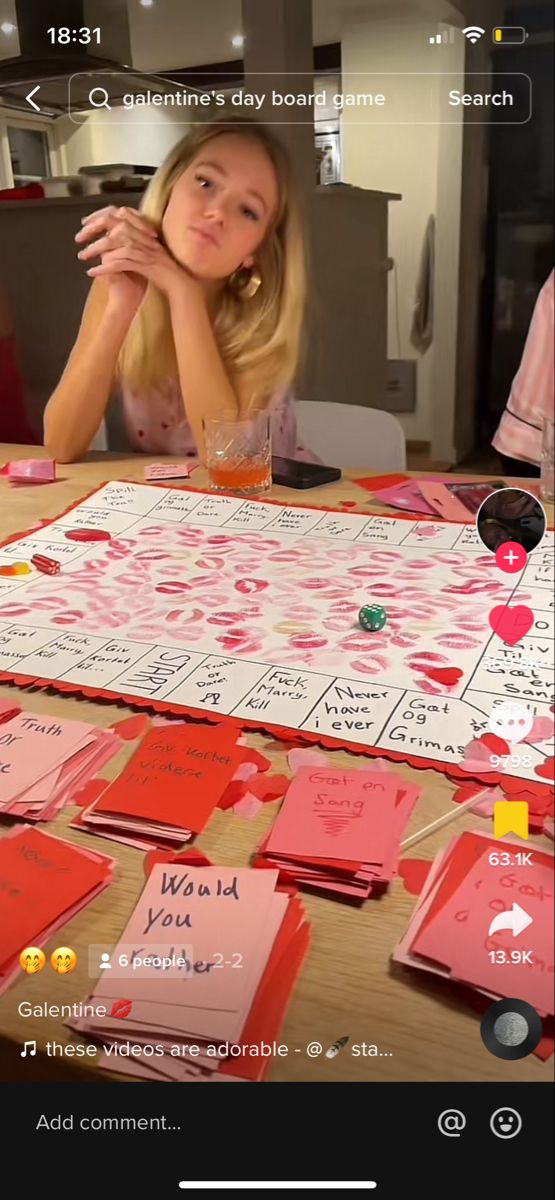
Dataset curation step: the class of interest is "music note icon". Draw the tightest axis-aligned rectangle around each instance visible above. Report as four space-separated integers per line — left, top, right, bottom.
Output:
21 1040 37 1058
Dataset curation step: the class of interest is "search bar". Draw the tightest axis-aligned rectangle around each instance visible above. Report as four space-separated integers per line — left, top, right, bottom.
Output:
177 1185 377 1191
67 71 531 126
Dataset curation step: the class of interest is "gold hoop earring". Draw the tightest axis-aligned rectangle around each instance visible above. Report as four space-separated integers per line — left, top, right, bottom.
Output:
229 264 262 300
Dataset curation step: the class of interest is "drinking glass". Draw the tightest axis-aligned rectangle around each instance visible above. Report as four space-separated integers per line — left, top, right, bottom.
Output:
540 415 554 503
204 411 271 496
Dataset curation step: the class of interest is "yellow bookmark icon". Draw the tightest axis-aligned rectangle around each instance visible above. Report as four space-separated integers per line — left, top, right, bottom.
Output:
494 801 529 840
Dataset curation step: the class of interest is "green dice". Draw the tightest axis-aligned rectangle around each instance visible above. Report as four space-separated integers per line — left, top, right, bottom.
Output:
358 604 387 632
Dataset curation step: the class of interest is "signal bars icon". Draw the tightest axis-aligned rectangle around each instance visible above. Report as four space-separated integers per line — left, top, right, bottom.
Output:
429 28 456 44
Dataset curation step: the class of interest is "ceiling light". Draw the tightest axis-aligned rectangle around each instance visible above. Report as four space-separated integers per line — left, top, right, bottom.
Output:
139 1 154 9
1 21 17 34
231 34 245 49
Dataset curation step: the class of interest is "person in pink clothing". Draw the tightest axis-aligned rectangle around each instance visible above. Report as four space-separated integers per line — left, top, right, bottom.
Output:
492 269 554 477
44 110 316 463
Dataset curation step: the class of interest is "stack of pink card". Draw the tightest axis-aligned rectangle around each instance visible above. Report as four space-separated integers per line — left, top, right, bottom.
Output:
394 830 554 1040
0 826 115 996
72 722 245 849
7 458 56 484
370 477 504 519
69 863 310 1082
254 766 420 901
0 709 121 822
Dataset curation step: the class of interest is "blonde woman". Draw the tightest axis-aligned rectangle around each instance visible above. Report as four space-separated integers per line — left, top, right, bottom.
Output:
44 113 315 463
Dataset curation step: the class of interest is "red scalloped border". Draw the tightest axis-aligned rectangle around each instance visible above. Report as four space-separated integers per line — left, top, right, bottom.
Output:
0 479 552 801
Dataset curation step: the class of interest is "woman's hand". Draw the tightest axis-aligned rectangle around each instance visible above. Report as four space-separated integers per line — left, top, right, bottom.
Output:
75 205 193 305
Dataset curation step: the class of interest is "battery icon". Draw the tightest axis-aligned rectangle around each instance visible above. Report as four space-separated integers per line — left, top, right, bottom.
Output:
492 26 527 43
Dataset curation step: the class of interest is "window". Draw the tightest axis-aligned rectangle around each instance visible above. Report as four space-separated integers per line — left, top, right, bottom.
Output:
7 124 51 184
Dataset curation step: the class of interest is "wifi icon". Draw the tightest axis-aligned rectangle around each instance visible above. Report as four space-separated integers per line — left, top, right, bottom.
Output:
463 25 485 43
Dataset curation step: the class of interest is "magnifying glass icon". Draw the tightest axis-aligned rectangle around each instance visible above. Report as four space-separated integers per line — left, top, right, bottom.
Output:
88 86 111 110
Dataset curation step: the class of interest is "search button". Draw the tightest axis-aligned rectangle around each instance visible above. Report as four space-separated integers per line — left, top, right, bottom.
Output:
88 87 111 110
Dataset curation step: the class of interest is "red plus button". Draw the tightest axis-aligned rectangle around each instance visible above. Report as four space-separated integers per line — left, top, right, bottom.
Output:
495 541 528 573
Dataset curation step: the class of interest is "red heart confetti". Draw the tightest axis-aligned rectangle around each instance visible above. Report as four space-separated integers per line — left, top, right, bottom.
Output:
109 714 151 741
144 847 212 879
71 778 110 808
248 773 290 803
415 666 463 686
534 757 555 781
399 859 433 896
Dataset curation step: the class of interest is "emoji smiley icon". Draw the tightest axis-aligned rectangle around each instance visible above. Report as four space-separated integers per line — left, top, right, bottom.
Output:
19 947 46 975
50 947 77 974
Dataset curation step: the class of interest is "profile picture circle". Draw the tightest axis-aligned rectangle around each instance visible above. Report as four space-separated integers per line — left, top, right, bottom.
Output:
481 998 542 1060
476 487 546 554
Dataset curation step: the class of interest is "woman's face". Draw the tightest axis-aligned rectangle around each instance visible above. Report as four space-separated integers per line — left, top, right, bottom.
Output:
162 133 279 282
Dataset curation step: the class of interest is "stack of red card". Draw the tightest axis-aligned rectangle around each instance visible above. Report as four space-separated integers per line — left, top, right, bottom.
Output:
69 858 310 1083
72 722 245 849
0 708 121 822
254 766 420 901
394 830 554 1037
0 826 114 996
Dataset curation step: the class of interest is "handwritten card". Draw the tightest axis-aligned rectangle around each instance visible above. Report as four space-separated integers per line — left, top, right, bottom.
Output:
259 768 420 900
0 826 114 987
144 462 192 481
265 767 398 861
0 712 96 806
90 722 243 835
395 831 554 1028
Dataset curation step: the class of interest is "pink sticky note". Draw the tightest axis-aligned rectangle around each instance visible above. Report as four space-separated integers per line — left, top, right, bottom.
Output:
144 462 192 481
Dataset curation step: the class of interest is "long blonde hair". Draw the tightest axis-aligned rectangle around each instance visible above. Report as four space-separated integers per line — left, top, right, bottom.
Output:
118 111 307 408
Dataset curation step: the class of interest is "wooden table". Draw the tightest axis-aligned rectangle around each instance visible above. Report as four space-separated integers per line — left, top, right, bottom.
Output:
0 445 550 1082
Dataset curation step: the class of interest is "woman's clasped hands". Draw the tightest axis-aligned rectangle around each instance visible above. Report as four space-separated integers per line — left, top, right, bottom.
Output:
75 205 196 305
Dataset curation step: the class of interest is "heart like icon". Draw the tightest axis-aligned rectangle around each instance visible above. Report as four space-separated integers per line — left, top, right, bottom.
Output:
488 604 534 646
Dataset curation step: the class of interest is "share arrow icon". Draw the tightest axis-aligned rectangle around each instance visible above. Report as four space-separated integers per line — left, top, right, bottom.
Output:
488 902 533 938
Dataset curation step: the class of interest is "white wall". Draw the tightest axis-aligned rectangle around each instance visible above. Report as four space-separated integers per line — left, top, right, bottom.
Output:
54 104 191 175
340 12 464 451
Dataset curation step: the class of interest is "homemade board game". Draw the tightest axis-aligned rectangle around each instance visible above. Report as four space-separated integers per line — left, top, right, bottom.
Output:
0 482 553 789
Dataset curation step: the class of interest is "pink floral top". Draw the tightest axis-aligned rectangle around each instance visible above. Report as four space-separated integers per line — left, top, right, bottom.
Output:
121 380 319 462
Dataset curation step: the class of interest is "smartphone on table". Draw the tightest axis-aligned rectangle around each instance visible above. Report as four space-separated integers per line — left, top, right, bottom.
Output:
271 456 341 489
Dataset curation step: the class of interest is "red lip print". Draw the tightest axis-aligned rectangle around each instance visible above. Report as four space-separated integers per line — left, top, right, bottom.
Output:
234 579 269 594
111 999 133 1019
154 581 191 594
435 633 481 649
288 633 328 649
207 611 247 625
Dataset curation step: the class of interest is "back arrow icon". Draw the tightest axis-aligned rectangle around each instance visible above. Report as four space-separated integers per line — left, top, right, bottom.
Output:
488 902 533 938
26 85 41 112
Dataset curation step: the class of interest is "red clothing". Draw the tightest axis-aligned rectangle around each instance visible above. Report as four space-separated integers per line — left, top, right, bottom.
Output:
0 335 39 444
